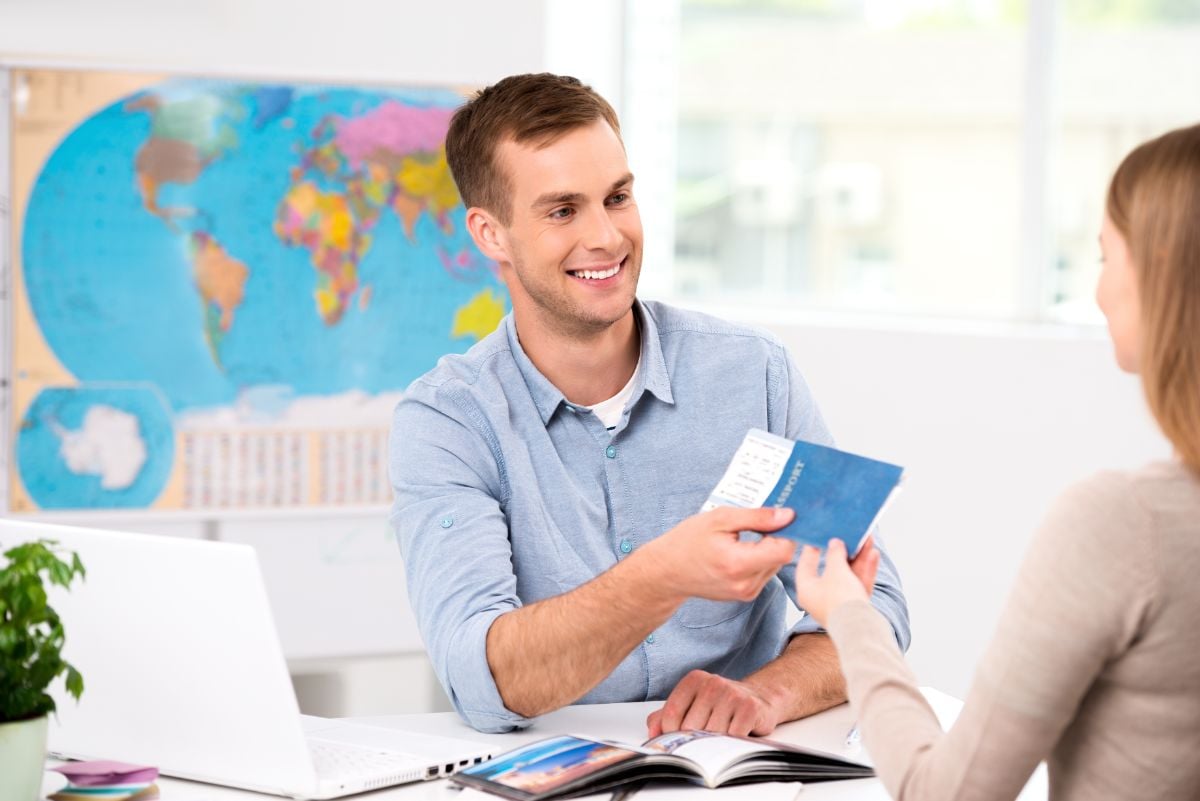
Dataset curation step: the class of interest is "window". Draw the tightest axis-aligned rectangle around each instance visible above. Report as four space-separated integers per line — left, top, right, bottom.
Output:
1050 0 1200 321
626 0 1200 322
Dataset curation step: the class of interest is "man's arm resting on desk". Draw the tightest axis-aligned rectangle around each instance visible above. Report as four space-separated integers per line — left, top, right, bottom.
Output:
487 506 797 718
646 632 845 737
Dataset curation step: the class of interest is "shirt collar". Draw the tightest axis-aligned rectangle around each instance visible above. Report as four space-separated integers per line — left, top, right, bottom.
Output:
505 300 675 427
634 300 675 408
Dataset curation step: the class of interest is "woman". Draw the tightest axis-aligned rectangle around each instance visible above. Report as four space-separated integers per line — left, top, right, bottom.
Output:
796 124 1200 800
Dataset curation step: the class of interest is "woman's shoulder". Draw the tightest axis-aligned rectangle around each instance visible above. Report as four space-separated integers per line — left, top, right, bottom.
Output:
1064 460 1198 505
1048 461 1198 547
1127 459 1200 495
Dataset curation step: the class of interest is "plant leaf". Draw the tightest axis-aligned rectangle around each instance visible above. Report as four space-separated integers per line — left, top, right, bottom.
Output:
0 538 86 722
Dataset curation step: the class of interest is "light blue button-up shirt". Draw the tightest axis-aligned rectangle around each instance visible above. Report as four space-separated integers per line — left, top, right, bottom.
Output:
389 301 909 733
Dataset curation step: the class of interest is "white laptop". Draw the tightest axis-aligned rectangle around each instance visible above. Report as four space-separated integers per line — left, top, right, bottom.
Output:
0 519 496 799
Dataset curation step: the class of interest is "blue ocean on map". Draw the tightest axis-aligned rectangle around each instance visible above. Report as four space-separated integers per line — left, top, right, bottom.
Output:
22 81 505 412
18 78 509 509
16 386 175 509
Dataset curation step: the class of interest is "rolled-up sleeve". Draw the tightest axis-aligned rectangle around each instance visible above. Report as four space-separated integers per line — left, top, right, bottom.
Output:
768 346 912 651
388 387 531 732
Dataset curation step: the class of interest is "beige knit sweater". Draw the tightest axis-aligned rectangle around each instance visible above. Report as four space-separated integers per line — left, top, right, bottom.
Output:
827 462 1200 800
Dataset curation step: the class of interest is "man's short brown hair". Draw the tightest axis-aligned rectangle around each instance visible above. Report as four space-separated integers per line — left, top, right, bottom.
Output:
445 73 622 224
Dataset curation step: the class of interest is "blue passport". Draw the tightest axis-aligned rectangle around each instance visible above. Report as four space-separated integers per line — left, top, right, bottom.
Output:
701 429 904 554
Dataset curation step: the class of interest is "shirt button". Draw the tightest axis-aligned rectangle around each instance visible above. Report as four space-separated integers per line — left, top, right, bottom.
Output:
645 634 656 644
440 516 454 528
605 445 617 459
619 538 632 554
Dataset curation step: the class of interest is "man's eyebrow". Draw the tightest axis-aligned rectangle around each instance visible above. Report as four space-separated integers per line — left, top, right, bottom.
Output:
530 174 635 210
531 190 585 209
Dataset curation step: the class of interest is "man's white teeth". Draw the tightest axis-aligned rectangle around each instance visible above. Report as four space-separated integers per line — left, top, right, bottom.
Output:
575 264 621 280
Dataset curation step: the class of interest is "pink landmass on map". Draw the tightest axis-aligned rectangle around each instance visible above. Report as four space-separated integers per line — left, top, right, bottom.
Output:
333 102 455 169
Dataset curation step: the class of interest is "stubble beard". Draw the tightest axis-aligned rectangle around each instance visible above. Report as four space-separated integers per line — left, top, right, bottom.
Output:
510 250 640 341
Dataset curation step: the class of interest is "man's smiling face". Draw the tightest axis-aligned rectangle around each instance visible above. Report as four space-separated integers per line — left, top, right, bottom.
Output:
491 119 643 339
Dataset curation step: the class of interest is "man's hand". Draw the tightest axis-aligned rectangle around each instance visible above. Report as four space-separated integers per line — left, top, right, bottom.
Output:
646 670 782 737
485 505 797 719
643 536 885 739
647 506 798 604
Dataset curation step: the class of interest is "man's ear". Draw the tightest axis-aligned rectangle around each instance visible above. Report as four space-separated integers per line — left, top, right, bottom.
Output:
466 207 509 264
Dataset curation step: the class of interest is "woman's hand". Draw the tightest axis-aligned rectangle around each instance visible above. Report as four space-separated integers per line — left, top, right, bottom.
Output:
793 537 881 627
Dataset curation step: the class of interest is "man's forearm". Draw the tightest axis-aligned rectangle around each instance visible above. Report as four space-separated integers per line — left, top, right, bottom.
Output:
486 548 682 718
743 632 847 722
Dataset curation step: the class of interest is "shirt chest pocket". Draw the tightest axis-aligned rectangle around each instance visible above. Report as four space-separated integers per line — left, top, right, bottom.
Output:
659 489 756 629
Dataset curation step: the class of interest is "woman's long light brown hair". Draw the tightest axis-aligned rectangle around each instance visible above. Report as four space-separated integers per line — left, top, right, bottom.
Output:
1106 124 1200 470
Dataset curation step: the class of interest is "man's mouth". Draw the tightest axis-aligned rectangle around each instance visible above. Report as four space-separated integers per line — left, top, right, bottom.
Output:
568 258 625 281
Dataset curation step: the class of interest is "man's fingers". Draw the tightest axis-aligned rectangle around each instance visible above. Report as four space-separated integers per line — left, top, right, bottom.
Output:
658 671 704 733
657 698 689 735
708 505 795 534
728 702 758 737
680 697 717 732
756 534 796 561
734 535 795 580
706 535 794 601
646 709 663 738
750 713 777 736
679 675 723 731
703 699 735 735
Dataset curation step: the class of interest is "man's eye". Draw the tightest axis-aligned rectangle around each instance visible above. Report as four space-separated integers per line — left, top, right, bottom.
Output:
550 207 574 220
608 192 629 205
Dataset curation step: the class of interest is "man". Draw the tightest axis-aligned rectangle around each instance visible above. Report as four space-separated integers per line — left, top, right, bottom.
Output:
389 73 909 735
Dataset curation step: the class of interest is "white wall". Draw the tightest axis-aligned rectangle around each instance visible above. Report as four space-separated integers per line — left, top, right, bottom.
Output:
0 0 549 85
1 0 1172 715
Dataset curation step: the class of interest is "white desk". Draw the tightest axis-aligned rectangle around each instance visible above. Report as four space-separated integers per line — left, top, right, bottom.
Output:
52 689 1047 800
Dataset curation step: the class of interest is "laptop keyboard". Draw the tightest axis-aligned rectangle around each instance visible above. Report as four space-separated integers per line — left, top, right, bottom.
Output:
308 739 423 781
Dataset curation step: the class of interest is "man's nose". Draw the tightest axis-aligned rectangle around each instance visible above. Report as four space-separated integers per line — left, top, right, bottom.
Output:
581 205 623 252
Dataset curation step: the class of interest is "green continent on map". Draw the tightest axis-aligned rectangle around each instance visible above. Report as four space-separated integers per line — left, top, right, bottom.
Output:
126 93 241 225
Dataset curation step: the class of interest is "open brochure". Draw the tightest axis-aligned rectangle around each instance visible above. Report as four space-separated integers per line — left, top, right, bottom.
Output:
450 730 873 800
702 429 904 555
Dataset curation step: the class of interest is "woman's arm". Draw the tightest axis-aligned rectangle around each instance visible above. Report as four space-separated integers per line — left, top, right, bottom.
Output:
799 472 1157 800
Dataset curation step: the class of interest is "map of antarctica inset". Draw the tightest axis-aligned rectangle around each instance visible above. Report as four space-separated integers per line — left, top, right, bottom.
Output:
9 69 508 511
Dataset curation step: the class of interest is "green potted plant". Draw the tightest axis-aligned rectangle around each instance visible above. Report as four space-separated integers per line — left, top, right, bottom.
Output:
0 539 85 801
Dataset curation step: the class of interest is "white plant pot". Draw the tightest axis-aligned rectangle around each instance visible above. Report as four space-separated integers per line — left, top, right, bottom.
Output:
0 714 49 801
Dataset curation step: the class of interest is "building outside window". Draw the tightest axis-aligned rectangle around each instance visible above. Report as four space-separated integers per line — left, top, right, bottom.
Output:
629 0 1200 322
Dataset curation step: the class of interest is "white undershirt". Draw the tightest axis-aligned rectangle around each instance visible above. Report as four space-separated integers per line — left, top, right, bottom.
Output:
587 358 641 430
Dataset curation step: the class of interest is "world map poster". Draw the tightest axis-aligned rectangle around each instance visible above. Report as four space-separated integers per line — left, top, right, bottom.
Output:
4 67 508 512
